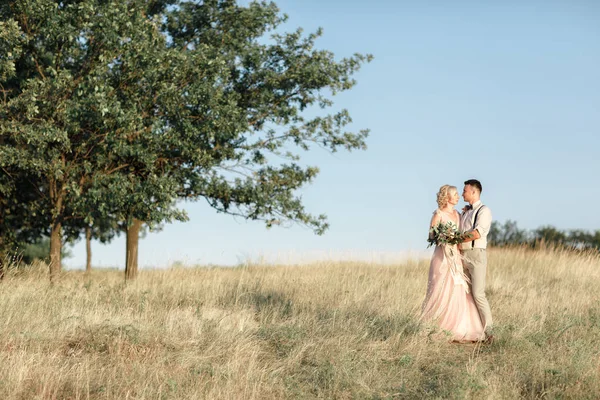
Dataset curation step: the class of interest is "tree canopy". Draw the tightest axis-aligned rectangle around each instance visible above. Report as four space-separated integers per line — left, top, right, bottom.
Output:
0 0 372 279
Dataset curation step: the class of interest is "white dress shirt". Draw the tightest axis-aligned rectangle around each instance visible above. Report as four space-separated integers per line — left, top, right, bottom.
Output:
460 200 492 250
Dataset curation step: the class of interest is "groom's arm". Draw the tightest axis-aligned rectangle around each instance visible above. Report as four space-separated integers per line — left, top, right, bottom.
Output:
462 207 492 243
461 229 481 243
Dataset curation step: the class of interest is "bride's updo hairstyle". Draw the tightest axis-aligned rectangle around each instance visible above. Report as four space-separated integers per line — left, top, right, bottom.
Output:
436 185 457 208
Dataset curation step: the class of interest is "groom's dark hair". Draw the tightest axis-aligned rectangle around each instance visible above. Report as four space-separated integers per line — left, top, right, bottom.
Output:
464 179 482 193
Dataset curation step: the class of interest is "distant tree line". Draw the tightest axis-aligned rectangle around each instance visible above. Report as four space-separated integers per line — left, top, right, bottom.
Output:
489 220 600 251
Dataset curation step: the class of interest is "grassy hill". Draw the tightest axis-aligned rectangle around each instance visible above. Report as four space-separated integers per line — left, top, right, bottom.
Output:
0 247 598 399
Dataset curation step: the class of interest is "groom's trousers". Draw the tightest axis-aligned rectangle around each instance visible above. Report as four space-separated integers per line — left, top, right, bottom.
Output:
462 248 493 331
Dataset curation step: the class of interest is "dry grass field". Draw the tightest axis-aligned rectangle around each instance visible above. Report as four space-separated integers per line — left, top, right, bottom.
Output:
0 246 599 399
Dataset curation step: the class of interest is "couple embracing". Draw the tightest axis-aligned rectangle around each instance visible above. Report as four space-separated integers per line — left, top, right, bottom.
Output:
421 179 494 344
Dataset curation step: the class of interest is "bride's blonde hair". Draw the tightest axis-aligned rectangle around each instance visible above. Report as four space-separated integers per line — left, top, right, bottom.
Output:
437 185 457 208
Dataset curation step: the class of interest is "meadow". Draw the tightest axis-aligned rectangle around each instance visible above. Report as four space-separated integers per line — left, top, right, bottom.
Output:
0 246 598 399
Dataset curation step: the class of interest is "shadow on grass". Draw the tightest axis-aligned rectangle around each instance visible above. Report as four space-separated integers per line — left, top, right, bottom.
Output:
219 285 295 319
63 323 142 356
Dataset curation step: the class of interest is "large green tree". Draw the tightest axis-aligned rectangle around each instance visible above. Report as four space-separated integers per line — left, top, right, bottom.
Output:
0 0 187 280
84 0 372 279
0 0 371 280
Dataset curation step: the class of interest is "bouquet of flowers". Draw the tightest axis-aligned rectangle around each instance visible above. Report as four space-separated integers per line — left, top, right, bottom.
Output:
427 221 466 248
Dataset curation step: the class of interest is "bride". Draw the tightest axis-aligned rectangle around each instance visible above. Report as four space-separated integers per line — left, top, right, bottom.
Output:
420 184 485 342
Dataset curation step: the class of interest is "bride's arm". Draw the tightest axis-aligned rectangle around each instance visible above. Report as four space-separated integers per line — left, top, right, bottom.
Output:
429 211 442 240
430 211 442 228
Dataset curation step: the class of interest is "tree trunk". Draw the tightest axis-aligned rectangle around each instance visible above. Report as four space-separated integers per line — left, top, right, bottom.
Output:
0 237 5 280
85 226 92 274
49 177 64 282
125 219 142 280
49 221 62 282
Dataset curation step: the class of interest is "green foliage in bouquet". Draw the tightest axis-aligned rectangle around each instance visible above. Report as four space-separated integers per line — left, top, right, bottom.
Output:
427 221 468 248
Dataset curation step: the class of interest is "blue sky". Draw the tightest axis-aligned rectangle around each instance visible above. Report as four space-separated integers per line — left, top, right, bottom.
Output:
66 0 600 269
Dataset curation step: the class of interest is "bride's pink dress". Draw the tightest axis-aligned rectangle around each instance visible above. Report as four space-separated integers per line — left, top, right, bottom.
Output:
421 210 485 342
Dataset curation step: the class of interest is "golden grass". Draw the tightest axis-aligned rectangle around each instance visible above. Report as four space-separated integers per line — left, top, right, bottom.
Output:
0 247 599 399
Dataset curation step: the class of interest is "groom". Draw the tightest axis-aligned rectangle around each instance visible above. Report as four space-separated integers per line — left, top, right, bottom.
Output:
460 179 494 343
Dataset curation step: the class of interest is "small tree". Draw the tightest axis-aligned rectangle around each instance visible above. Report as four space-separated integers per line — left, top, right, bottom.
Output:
533 226 567 248
488 220 530 247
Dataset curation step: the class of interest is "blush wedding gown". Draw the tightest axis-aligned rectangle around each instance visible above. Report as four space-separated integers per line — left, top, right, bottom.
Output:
420 209 485 342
